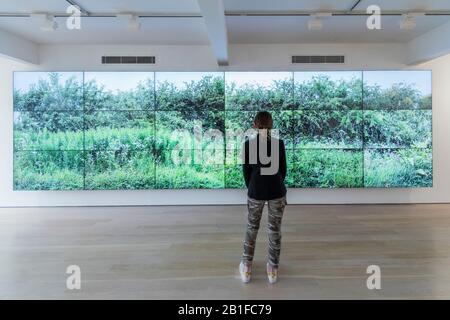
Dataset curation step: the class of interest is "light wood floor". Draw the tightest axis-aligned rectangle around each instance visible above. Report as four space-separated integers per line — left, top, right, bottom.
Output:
1 204 450 299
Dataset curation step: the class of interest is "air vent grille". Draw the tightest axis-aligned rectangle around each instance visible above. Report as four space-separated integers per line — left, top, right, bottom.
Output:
292 55 345 64
101 56 156 64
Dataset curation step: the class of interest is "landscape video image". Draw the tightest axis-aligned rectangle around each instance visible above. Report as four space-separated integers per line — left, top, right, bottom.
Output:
13 71 432 190
292 71 364 188
363 71 432 187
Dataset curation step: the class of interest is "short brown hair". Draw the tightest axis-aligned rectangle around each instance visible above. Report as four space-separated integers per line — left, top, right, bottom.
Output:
253 111 273 129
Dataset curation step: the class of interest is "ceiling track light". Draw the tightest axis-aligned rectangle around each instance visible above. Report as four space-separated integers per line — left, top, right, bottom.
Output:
308 16 322 30
308 12 332 31
30 13 58 31
400 12 425 30
117 13 141 31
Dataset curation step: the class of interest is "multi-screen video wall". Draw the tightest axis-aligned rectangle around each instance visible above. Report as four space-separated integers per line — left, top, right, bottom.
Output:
13 71 432 190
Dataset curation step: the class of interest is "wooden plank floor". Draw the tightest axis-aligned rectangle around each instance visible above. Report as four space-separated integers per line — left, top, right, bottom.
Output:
1 204 450 299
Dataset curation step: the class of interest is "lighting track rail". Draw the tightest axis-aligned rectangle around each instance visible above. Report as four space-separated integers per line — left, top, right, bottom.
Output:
224 11 450 17
65 0 90 16
1 11 450 18
0 13 203 18
350 0 363 12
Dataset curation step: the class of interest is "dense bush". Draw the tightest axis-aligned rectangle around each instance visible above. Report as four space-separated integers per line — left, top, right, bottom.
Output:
364 83 432 110
225 111 292 149
295 110 363 148
226 79 293 110
14 73 83 112
295 75 363 110
84 77 154 111
364 110 432 148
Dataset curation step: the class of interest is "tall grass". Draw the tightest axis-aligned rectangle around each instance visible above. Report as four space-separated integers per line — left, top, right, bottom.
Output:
14 151 84 190
13 125 433 189
14 129 84 151
293 149 364 188
364 149 432 187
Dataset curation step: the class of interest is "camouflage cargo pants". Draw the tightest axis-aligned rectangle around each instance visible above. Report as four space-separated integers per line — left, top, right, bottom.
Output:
241 196 287 268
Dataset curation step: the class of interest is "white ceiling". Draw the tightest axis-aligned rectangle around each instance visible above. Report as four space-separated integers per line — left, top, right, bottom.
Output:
74 0 201 14
355 0 450 12
223 0 450 12
227 15 450 44
223 0 355 12
0 0 202 14
0 0 68 13
4 0 450 14
0 16 209 45
0 0 449 45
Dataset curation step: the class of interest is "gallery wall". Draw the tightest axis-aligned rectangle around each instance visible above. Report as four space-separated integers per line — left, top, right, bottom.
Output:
1 43 450 206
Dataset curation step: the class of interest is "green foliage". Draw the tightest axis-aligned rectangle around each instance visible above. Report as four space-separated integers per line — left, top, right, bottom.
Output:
14 111 84 133
364 149 432 187
296 75 363 110
84 78 154 111
14 73 83 111
85 110 155 151
155 111 225 150
13 72 433 190
225 111 293 149
225 165 245 188
156 76 225 150
14 126 84 151
14 151 84 190
292 150 363 188
364 83 431 110
85 127 155 151
364 110 432 148
226 79 293 110
154 164 224 189
296 110 363 148
85 151 155 190
157 75 224 111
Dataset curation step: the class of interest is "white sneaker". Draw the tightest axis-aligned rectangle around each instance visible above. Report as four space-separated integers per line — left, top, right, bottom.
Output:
267 263 278 284
239 262 252 283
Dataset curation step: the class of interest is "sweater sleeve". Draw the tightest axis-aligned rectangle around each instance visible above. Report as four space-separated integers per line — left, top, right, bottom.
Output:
242 141 252 188
279 139 287 181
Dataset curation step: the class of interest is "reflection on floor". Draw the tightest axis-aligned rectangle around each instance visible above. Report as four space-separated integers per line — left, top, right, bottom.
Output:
1 204 450 299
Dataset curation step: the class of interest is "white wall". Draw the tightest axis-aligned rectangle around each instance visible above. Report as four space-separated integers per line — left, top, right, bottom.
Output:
407 20 450 65
1 43 449 206
0 29 38 65
37 43 407 71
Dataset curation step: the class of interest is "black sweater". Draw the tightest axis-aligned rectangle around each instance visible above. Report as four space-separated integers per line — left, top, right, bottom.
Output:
242 135 287 200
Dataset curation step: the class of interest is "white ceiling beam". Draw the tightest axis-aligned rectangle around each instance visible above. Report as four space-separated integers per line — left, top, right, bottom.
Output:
407 20 450 65
197 0 229 66
0 29 38 64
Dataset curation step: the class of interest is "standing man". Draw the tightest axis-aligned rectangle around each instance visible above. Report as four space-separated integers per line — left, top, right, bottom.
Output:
239 111 287 284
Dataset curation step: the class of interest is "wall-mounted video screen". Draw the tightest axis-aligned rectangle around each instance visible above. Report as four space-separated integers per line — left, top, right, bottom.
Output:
13 70 432 190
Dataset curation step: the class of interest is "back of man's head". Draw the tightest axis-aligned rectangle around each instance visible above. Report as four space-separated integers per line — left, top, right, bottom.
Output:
253 111 273 130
